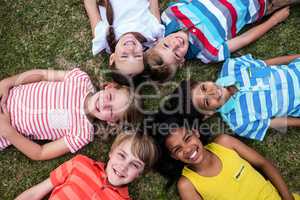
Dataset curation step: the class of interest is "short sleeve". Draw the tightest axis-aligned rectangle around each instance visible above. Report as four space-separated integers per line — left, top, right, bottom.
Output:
64 124 94 153
50 155 90 186
232 119 270 141
64 68 91 81
50 156 75 186
92 20 109 55
196 41 231 63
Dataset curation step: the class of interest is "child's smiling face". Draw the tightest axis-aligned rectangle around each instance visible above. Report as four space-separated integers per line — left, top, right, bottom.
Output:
191 82 231 114
151 30 189 67
110 33 144 78
106 139 145 186
88 84 130 123
165 128 205 165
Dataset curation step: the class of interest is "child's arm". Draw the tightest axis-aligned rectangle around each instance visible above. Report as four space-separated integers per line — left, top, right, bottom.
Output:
227 7 289 53
15 178 53 200
270 117 300 128
84 0 101 37
177 177 203 200
149 0 161 22
0 109 70 160
215 134 294 200
0 69 66 106
264 54 300 65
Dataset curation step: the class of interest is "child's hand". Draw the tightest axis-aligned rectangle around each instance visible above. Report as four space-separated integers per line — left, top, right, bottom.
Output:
0 106 12 137
0 78 14 107
270 7 290 25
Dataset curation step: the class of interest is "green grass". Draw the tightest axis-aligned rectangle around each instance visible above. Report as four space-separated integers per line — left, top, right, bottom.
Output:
0 0 300 199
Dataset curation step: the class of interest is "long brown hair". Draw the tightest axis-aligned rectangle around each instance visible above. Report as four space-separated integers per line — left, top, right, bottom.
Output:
104 0 117 52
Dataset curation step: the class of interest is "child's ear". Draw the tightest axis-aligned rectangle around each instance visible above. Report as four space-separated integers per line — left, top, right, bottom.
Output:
170 154 178 160
109 53 116 66
103 82 118 90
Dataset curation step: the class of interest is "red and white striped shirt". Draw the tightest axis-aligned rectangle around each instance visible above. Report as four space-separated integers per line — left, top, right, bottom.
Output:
0 68 95 153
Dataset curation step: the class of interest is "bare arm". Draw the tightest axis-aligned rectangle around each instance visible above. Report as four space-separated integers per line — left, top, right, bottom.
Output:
177 177 203 200
84 0 101 37
149 0 161 23
215 134 294 200
270 117 300 128
264 54 300 65
15 178 54 200
227 7 290 53
0 109 70 160
0 69 67 106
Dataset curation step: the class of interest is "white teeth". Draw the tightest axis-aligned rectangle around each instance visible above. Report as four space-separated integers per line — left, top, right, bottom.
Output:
114 170 122 177
190 151 197 159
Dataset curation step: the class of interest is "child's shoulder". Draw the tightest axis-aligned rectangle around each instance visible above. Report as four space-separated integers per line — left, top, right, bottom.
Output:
212 134 235 150
71 154 96 164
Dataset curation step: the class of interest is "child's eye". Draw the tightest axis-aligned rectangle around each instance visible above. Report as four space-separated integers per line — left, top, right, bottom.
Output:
118 153 125 159
185 135 191 142
131 163 139 169
163 43 169 48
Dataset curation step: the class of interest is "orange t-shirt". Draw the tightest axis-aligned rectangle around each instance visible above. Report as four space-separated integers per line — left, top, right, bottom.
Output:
50 155 131 200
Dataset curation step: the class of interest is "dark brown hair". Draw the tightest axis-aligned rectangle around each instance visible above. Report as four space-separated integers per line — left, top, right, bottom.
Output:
104 0 117 53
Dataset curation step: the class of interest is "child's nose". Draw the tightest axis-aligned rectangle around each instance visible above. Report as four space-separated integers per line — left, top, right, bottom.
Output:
171 39 180 49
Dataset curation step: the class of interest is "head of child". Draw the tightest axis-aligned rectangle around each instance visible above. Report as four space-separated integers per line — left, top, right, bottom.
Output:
144 30 189 82
173 80 232 119
153 116 209 186
105 1 145 78
86 82 142 124
105 131 158 187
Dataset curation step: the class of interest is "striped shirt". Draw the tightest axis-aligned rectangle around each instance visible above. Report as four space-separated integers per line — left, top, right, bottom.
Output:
217 54 300 140
50 155 131 200
0 68 95 152
162 0 267 63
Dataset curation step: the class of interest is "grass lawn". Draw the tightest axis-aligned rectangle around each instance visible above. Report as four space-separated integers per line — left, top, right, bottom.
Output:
0 0 300 199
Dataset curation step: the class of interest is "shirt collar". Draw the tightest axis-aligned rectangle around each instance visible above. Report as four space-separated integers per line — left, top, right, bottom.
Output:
94 162 131 199
216 76 237 114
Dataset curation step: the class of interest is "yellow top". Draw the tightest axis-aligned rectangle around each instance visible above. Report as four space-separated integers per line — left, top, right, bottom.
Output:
181 143 300 200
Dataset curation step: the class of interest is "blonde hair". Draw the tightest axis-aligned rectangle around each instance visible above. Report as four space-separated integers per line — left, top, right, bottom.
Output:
100 82 143 124
111 131 158 171
119 85 143 124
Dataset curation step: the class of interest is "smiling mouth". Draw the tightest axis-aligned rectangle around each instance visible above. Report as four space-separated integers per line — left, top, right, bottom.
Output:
124 40 136 46
187 147 199 162
113 169 125 178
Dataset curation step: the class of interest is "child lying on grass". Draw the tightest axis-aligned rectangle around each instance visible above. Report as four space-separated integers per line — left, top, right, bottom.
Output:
16 131 158 200
0 68 141 160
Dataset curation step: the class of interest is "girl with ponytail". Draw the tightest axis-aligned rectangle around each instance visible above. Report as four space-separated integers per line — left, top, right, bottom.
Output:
84 0 164 78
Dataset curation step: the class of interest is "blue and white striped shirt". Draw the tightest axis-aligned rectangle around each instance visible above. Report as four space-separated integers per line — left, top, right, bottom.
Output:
217 54 300 140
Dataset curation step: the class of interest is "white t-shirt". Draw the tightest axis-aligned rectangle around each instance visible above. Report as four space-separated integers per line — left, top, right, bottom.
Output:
92 0 165 55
